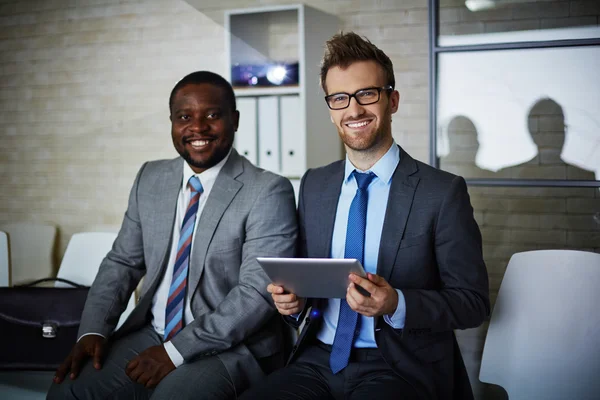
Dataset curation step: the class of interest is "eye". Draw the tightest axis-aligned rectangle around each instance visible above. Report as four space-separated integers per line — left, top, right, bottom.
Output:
178 114 190 121
207 112 221 119
331 95 348 103
358 89 377 98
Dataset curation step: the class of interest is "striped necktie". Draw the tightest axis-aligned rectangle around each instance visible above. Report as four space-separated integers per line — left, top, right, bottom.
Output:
330 170 376 373
164 176 203 341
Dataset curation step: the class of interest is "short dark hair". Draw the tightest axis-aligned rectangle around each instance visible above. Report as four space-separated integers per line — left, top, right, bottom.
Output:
169 71 236 113
320 32 395 94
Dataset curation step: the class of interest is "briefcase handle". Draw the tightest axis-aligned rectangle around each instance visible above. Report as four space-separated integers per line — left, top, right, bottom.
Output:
16 277 87 288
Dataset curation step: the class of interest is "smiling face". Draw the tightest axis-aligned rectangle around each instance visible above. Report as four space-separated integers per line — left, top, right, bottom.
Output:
170 83 239 174
325 60 399 158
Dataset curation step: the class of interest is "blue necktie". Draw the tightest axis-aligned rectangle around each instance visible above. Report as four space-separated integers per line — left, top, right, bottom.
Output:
164 176 203 341
330 170 376 374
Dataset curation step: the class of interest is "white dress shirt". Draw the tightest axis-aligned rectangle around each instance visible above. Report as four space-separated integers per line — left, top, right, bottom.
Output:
153 151 231 366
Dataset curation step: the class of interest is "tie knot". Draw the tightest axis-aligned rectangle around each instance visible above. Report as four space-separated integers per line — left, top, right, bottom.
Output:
353 171 375 191
188 176 203 194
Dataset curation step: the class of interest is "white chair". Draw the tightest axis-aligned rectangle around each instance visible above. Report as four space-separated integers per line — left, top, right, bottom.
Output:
0 231 9 286
479 250 600 400
57 232 135 329
0 222 56 285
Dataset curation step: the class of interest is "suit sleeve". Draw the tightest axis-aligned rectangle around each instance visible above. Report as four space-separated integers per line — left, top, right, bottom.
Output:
282 169 312 329
401 176 490 332
78 163 148 338
170 175 298 360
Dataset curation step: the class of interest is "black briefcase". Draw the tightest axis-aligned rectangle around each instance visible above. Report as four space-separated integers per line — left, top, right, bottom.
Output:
0 278 89 370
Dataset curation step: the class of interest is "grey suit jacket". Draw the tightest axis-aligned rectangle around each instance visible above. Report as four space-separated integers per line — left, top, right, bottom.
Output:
288 146 489 399
78 149 297 393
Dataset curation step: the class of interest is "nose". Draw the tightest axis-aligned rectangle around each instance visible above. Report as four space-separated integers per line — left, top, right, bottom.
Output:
346 96 365 118
188 117 208 133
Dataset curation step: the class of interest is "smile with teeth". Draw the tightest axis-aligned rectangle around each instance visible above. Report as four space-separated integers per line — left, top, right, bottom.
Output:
189 139 211 148
346 120 371 129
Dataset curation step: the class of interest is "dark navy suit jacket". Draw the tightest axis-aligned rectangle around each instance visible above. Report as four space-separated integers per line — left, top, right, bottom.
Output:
287 146 490 400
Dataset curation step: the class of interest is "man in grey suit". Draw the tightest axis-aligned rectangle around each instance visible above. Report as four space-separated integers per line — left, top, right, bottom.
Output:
47 71 297 399
241 33 489 399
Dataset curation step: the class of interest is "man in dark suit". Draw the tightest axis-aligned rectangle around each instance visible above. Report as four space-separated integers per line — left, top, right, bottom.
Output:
47 71 297 399
241 32 490 400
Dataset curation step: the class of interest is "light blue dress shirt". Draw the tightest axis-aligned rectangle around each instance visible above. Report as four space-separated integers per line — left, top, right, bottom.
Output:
316 142 406 347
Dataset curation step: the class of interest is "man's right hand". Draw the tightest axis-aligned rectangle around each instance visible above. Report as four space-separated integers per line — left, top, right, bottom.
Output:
54 334 107 384
267 284 305 315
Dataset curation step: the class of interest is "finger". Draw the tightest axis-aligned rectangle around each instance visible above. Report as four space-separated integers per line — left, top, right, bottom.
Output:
136 371 152 386
366 273 387 287
271 292 298 303
54 355 72 383
267 284 284 294
349 274 377 294
275 299 300 310
347 284 375 313
348 282 373 304
69 351 86 380
128 365 144 382
93 341 105 370
145 378 158 389
346 288 365 313
277 306 302 316
126 358 139 376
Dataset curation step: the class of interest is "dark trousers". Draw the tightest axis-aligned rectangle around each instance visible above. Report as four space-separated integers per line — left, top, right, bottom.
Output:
46 326 236 400
240 340 419 400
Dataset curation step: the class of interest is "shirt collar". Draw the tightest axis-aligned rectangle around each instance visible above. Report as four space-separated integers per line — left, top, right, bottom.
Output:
344 141 400 184
182 148 232 192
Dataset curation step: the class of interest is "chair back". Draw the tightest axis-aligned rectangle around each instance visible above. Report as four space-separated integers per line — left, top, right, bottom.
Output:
479 250 600 400
0 222 56 285
57 232 135 329
56 232 117 287
0 231 9 286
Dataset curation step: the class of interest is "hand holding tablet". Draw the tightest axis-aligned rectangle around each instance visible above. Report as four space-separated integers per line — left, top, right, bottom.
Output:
256 257 367 298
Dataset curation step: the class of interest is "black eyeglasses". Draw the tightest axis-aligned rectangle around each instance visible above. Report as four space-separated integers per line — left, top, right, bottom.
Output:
324 85 393 110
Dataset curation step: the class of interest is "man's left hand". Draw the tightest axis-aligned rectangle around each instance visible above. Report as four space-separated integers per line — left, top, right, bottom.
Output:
125 345 175 388
346 273 398 317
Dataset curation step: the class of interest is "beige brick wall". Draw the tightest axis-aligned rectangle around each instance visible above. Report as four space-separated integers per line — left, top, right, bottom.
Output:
0 0 230 268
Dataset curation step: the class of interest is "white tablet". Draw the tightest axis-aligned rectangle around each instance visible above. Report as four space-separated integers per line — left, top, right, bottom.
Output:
256 257 366 298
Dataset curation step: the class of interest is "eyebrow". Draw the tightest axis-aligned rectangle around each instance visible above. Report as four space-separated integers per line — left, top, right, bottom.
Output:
173 106 223 114
328 86 380 96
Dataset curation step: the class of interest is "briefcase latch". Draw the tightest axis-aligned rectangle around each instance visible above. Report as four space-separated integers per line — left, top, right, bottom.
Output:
42 322 57 339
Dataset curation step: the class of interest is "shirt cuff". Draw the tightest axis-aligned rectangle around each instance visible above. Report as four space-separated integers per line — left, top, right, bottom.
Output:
383 289 406 329
77 333 105 342
164 341 185 368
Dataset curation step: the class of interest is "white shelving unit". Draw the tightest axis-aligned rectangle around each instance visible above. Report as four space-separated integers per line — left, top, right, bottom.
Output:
225 4 341 179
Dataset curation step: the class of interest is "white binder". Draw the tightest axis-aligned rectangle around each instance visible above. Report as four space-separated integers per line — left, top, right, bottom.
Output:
234 97 258 165
280 95 305 177
257 96 280 173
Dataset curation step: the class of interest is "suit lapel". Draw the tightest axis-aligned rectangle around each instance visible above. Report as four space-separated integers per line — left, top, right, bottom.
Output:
188 150 243 298
316 162 345 258
377 146 420 282
145 158 182 294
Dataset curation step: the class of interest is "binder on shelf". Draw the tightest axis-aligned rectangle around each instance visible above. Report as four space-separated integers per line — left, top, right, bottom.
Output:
234 97 258 166
257 96 281 173
280 95 305 177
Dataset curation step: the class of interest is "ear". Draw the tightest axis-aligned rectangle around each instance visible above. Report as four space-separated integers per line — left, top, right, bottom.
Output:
233 110 240 132
389 90 400 114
